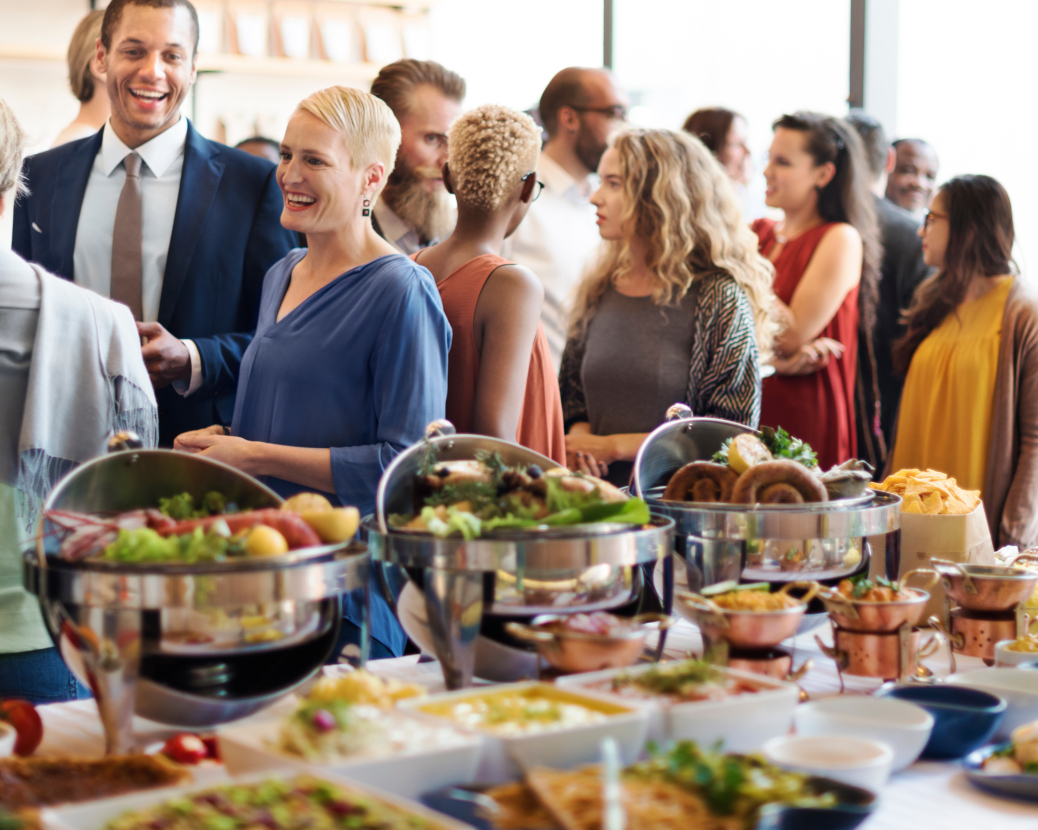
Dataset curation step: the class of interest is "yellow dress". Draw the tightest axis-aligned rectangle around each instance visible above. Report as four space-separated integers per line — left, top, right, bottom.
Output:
891 277 1013 496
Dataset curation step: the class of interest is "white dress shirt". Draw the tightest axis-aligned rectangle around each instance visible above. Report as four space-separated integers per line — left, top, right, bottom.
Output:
503 151 603 371
372 200 424 255
72 117 201 395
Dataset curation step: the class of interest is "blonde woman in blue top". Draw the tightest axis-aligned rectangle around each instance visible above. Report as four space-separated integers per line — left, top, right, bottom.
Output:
175 86 451 657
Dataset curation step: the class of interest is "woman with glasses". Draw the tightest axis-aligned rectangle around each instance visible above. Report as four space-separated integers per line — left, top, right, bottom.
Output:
413 104 565 463
175 86 451 658
753 112 880 471
560 128 776 485
890 175 1038 546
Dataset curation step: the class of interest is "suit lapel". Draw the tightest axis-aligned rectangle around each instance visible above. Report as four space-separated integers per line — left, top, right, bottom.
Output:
52 130 104 279
159 122 224 327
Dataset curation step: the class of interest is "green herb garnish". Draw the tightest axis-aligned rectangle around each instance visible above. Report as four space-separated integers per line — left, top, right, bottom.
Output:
613 660 723 697
158 491 234 520
847 573 899 599
713 426 817 469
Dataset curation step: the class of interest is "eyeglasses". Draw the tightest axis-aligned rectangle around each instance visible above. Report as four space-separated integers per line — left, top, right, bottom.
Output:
521 172 545 201
570 104 629 122
923 210 948 229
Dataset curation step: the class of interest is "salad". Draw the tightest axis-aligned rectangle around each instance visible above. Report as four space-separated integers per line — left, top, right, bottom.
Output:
390 451 650 539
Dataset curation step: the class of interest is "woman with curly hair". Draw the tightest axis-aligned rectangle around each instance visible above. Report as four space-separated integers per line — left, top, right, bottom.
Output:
560 128 776 485
753 112 881 471
891 176 1038 546
414 104 564 463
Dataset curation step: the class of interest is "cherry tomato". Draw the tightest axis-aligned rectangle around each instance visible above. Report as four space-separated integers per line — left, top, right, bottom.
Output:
0 700 43 756
162 733 208 764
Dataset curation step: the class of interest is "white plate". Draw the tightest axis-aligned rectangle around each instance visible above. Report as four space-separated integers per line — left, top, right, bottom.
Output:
40 768 470 830
399 681 649 783
217 706 482 799
556 663 799 752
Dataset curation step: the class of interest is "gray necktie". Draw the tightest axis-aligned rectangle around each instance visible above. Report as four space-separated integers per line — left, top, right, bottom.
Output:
111 152 143 321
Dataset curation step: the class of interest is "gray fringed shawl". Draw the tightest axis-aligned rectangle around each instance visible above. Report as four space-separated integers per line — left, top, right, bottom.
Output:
13 258 157 534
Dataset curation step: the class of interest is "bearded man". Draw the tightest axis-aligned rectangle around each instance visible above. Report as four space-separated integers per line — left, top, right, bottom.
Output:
369 59 466 254
503 67 629 369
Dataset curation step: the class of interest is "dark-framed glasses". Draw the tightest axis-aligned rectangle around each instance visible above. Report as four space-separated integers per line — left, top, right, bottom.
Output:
923 210 948 229
571 104 629 122
521 172 545 201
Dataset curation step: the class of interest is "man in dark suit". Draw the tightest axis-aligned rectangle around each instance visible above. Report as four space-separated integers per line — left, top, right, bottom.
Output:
845 112 932 471
13 0 296 446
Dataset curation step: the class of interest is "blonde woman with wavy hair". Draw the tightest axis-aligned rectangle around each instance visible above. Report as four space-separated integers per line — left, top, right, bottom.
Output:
175 86 451 658
414 104 565 463
561 128 775 483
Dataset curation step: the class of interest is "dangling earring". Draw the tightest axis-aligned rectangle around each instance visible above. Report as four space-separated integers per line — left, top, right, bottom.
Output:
362 197 371 217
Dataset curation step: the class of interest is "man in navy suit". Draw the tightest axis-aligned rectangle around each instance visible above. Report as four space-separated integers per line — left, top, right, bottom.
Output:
13 0 297 446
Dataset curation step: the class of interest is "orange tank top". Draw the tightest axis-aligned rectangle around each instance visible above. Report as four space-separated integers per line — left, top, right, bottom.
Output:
414 252 566 465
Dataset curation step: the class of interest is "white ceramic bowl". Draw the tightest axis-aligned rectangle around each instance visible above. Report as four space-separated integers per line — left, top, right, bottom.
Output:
399 681 649 783
39 768 471 830
794 697 933 771
218 706 483 799
556 663 799 753
0 722 16 758
994 640 1038 668
947 669 1038 740
762 734 894 793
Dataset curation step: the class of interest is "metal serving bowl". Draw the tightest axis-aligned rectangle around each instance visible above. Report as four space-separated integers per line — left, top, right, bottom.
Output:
25 443 367 754
504 613 674 674
674 582 819 649
368 421 675 689
820 570 939 633
632 408 901 588
933 561 1038 613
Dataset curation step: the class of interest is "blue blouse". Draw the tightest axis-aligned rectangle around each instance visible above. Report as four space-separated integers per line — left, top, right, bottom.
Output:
231 249 452 653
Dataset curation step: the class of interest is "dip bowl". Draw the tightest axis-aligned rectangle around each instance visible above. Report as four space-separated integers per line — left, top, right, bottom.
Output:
878 684 1006 759
762 734 894 793
947 668 1038 740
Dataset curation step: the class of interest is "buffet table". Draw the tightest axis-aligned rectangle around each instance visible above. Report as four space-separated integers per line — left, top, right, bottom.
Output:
33 620 1038 828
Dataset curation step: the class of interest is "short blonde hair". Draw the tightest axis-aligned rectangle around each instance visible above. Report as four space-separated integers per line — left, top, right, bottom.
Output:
0 98 29 199
448 104 541 211
297 86 401 195
68 10 104 103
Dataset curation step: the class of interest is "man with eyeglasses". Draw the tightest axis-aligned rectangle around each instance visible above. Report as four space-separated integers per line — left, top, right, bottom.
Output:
504 67 630 370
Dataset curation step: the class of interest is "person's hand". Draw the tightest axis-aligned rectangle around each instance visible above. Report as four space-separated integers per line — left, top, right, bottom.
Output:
569 450 609 477
138 321 190 388
174 425 226 453
565 432 614 474
771 338 844 376
173 432 259 475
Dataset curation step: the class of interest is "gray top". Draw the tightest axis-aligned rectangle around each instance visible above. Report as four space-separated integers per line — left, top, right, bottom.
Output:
560 273 761 486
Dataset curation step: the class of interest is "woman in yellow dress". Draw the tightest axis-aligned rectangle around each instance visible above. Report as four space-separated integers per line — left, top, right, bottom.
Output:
891 175 1038 547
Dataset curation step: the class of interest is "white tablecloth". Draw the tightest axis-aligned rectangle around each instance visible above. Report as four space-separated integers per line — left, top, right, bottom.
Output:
34 621 1038 828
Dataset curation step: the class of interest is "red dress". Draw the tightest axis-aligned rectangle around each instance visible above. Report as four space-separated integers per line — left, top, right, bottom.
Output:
753 219 859 470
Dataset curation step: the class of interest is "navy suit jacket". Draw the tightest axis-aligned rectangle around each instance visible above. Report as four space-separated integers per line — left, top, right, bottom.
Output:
12 121 298 446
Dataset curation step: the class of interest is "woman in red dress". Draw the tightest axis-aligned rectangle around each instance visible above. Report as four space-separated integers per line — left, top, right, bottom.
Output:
752 112 881 470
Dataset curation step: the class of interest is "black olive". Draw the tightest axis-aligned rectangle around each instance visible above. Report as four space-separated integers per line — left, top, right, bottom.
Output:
435 466 450 478
526 465 543 479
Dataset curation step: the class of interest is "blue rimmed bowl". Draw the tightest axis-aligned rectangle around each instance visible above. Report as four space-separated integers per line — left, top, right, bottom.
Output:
878 684 1006 759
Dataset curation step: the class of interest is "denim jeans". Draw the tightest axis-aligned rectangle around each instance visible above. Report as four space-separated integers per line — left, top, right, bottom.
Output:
0 648 92 704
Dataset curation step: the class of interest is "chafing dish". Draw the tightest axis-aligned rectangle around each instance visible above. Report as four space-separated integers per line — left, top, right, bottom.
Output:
819 570 938 633
24 436 367 755
632 406 901 589
366 421 674 689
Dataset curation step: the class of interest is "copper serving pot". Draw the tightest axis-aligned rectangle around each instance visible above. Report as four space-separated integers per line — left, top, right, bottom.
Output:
929 608 1020 667
933 560 1038 613
817 627 938 680
504 613 675 674
819 569 938 633
675 581 821 649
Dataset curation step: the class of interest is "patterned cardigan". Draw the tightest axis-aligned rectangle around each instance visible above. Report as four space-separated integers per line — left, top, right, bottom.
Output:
559 272 762 431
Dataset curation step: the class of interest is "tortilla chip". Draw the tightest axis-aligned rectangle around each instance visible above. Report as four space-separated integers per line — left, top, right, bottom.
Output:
902 493 924 513
921 491 944 514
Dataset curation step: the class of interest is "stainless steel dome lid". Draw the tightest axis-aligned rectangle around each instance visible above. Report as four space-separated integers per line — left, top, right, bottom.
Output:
375 420 561 533
631 406 756 498
38 447 353 569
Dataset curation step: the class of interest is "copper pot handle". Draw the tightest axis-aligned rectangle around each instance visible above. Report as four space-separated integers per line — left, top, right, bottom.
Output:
789 657 814 683
778 580 822 604
931 558 979 594
1006 551 1038 571
814 635 848 668
504 621 555 644
676 591 729 628
817 587 861 620
631 612 678 632
899 568 940 592
927 614 959 675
